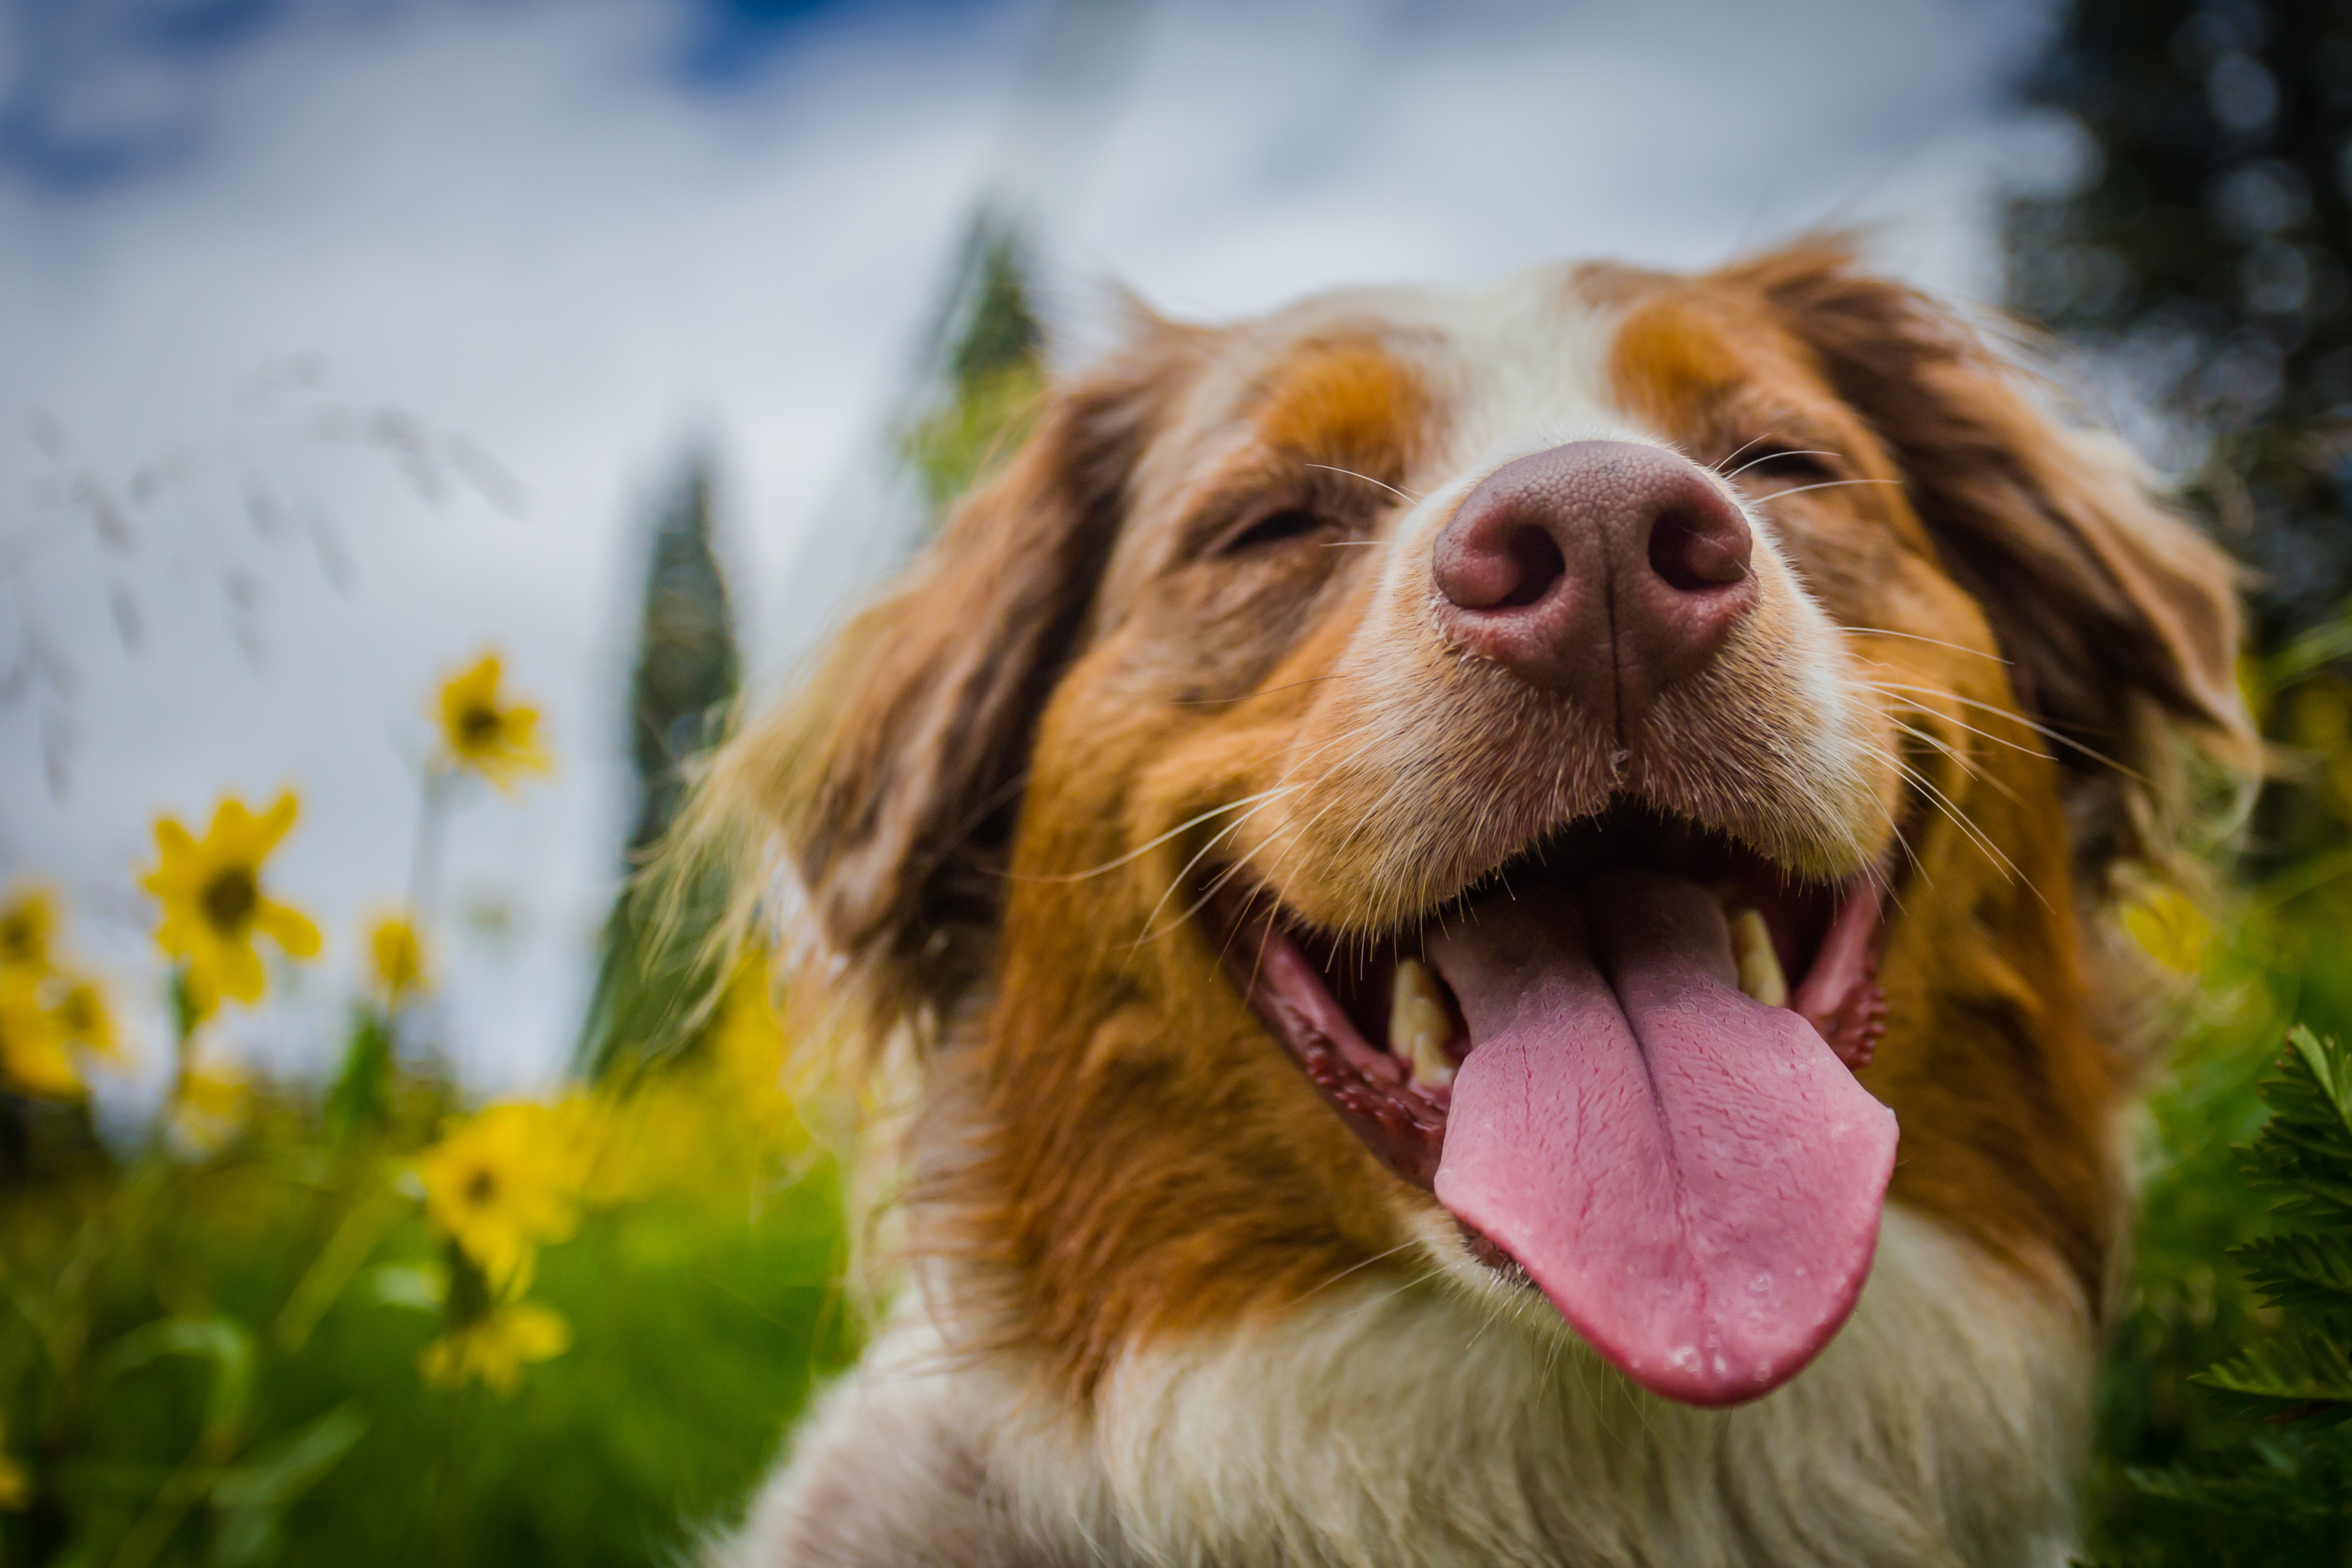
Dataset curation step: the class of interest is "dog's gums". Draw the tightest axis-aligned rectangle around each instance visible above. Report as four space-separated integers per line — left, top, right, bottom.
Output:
1213 804 1899 1405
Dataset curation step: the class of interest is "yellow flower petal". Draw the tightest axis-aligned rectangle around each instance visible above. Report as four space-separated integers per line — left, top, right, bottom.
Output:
369 914 429 1002
0 976 81 1100
143 819 200 900
419 1301 570 1395
256 900 323 959
213 934 268 1006
208 796 258 857
250 791 300 856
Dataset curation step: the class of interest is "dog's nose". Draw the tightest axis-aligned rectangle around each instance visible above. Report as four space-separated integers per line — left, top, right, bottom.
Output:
1431 440 1755 731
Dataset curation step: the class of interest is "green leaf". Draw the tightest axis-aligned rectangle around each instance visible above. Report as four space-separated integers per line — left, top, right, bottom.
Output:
364 1262 446 1313
2195 1323 2352 1402
208 1402 369 1511
2233 1233 2352 1315
206 1403 372 1565
272 1191 408 1352
325 1008 394 1141
2285 1025 2352 1138
94 1315 256 1455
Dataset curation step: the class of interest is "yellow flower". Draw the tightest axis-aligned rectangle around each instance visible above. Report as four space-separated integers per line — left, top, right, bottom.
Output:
0 886 56 974
419 1300 570 1395
50 976 118 1061
417 1101 585 1291
0 973 80 1100
2122 883 2213 976
142 793 322 1018
707 952 800 1139
369 913 429 1003
171 1058 250 1156
436 653 551 789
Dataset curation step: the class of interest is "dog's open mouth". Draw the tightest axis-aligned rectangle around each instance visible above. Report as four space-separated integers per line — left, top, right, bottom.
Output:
1209 803 1900 1408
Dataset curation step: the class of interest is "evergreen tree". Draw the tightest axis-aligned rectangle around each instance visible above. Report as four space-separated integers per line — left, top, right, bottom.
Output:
2004 0 2352 648
899 212 1049 521
577 450 740 1077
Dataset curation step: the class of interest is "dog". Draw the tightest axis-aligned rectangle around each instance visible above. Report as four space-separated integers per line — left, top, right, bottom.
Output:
707 240 2250 1567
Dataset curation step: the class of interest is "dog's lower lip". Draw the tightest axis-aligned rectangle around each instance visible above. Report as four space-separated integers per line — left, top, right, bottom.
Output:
1217 902 1449 1189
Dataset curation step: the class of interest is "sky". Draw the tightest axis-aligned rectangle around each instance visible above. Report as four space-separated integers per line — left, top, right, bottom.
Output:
0 0 2074 1111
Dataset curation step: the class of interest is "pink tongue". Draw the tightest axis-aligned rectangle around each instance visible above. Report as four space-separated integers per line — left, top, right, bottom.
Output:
1430 871 1897 1407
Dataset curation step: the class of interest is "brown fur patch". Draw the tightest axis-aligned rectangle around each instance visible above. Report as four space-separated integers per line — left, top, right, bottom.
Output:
1251 343 1426 480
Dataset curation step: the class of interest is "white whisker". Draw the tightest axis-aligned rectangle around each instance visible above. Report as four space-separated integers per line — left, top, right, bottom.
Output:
1864 682 2143 783
1304 462 1423 504
1032 785 1300 882
1843 626 2012 665
1289 1239 1424 1307
1724 448 1841 481
1711 433 1774 471
1760 478 1901 501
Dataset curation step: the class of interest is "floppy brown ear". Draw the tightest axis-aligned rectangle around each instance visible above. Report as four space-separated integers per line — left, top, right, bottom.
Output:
709 339 1188 1036
1727 240 2257 874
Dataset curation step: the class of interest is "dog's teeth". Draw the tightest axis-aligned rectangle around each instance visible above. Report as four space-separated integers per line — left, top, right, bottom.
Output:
1390 958 1457 1088
1728 908 1789 1008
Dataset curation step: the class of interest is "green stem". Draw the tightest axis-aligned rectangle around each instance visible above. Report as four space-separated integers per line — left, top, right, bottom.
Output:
407 764 453 925
160 965 198 1142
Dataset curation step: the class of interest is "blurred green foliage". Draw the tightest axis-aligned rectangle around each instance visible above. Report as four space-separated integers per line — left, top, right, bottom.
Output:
0 1039 854 1568
2004 7 2352 1543
2083 680 2352 1559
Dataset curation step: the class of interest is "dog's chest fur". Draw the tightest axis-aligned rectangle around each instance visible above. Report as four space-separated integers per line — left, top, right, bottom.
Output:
722 1206 2088 1568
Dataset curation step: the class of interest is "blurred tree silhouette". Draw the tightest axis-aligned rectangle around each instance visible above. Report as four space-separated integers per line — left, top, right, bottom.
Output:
899 213 1048 520
2007 6 2352 1561
577 452 740 1078
618 452 740 852
2005 0 2352 648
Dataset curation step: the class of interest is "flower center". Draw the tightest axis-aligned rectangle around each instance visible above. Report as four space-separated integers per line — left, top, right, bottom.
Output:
59 989 98 1035
0 916 37 966
457 704 502 747
466 1168 498 1206
200 867 259 935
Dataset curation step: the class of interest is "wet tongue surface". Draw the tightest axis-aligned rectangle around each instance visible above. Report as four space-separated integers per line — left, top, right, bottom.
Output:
1429 871 1898 1407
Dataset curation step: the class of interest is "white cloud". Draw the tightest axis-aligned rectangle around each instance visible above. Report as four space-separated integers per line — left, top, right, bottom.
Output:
0 0 2055 1097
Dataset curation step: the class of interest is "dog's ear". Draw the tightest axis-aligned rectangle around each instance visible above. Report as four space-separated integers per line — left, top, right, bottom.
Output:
1728 240 2257 874
711 335 1191 1035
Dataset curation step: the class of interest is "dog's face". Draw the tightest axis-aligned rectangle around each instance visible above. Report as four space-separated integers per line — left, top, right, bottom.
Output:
732 243 2245 1411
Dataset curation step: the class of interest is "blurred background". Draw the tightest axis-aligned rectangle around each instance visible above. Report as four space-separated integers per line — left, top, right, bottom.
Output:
1 0 2072 1103
4 0 2351 1564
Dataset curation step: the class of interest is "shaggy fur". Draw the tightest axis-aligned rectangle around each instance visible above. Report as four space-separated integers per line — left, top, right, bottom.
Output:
706 242 2252 1567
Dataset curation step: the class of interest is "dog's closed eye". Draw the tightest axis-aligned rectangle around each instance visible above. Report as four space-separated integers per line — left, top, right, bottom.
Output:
1724 446 1840 485
1220 506 1335 555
